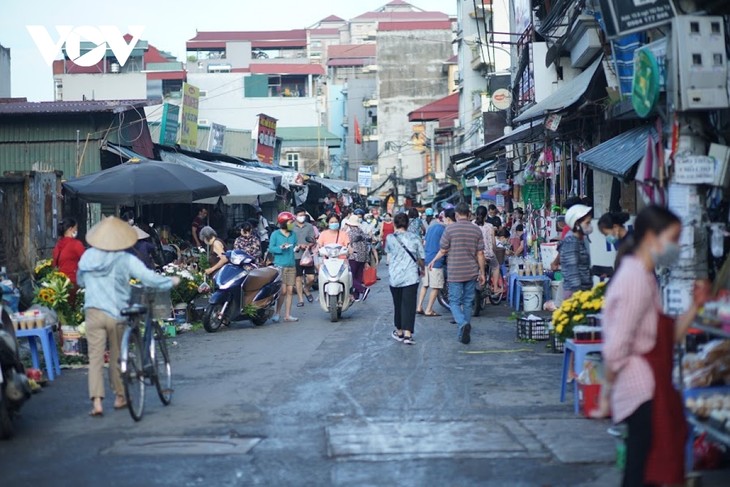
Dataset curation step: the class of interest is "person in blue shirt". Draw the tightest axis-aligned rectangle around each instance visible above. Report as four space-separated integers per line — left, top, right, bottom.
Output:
416 208 455 316
269 211 298 323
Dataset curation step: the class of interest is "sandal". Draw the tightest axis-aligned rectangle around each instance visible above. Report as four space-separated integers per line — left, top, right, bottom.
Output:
416 309 425 315
296 302 305 308
306 293 314 303
89 409 103 417
424 311 442 317
284 316 299 322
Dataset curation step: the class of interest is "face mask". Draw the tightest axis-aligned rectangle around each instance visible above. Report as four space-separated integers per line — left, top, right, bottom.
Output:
279 222 289 230
329 223 340 231
296 216 306 223
581 223 593 235
71 231 78 238
605 234 618 245
652 241 681 268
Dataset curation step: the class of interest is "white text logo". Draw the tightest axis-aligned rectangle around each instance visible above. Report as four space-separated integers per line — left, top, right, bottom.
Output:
27 25 145 67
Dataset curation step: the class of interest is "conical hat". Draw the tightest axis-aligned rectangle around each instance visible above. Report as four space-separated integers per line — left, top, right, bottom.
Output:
133 225 150 240
86 216 138 251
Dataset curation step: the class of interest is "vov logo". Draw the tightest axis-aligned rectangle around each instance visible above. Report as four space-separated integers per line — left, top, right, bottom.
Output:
27 25 145 67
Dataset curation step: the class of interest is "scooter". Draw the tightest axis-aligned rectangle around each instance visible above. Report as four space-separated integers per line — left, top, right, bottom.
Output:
318 244 353 322
202 250 282 333
0 286 31 439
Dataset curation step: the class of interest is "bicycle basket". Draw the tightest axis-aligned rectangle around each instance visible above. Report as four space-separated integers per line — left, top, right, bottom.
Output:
129 285 172 320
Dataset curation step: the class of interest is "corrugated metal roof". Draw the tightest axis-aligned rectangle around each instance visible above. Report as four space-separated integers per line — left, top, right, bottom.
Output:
577 125 655 180
472 121 545 159
0 100 150 115
514 55 603 123
277 127 341 143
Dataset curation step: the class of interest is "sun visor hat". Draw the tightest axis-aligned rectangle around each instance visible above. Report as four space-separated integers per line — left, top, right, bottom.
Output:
565 204 593 229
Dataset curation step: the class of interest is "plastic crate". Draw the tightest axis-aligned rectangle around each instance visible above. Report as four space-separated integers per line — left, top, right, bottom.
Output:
550 332 565 353
129 285 172 320
517 317 550 341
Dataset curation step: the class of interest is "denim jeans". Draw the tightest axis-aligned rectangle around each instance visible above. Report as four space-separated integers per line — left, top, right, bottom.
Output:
449 279 476 337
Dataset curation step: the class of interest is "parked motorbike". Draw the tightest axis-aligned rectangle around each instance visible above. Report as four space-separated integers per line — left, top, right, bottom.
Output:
202 250 282 333
317 244 353 322
0 287 31 439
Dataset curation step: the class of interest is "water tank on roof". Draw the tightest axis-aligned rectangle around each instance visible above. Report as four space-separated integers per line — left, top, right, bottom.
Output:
110 62 120 73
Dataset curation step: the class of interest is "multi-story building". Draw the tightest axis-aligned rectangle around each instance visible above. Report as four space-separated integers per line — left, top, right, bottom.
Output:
0 44 9 98
52 37 185 102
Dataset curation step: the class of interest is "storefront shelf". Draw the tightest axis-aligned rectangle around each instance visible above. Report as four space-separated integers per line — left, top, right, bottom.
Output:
687 414 730 448
691 322 730 340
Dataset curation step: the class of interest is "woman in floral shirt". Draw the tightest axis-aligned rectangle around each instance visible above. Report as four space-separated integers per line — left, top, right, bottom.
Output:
234 222 262 264
344 215 370 301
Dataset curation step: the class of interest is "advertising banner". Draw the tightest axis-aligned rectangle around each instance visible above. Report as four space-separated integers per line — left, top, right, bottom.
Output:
159 103 180 146
180 82 200 148
209 123 226 154
256 113 277 164
599 0 675 39
358 166 372 188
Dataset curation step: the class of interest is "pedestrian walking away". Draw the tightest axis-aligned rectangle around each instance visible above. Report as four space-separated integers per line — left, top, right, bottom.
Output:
77 216 177 417
417 208 454 316
385 213 425 345
430 203 486 344
269 212 299 323
292 207 316 306
602 206 708 487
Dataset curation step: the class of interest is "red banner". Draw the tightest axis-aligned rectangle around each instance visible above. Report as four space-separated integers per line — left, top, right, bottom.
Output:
256 113 277 165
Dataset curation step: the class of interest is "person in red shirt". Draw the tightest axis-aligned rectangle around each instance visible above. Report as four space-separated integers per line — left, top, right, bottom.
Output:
52 217 86 285
380 213 395 251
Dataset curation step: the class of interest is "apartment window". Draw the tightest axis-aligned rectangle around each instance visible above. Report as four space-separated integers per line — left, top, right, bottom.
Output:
285 153 300 170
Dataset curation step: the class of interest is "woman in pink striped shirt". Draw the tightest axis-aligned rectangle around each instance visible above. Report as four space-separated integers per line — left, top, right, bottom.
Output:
603 206 706 487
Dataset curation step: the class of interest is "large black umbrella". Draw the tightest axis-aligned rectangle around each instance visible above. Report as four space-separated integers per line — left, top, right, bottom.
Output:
63 158 229 205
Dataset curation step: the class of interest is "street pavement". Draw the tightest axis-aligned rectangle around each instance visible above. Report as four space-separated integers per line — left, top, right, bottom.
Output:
0 264 725 486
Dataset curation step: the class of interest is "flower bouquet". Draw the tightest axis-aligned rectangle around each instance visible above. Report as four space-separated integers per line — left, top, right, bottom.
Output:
551 282 607 342
33 259 54 281
162 263 206 305
34 271 74 326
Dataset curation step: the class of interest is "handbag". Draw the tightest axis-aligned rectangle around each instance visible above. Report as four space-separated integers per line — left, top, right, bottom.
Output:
300 247 314 267
394 234 425 276
363 264 377 286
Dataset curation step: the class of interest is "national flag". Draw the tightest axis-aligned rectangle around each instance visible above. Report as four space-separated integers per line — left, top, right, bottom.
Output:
354 117 362 145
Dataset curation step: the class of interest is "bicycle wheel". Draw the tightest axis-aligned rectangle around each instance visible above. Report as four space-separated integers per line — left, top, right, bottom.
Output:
153 324 173 405
121 327 146 421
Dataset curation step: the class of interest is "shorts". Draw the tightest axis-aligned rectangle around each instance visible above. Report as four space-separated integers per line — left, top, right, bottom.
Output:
295 260 316 276
280 266 297 287
421 267 445 289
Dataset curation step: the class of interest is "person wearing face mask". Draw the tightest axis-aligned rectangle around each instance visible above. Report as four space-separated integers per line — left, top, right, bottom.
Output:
316 214 351 251
558 204 593 300
598 211 634 267
381 213 395 253
602 206 707 487
53 217 86 287
269 212 299 323
292 207 316 307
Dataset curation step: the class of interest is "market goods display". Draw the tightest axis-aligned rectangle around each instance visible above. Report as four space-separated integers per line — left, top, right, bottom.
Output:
683 340 730 389
551 282 606 341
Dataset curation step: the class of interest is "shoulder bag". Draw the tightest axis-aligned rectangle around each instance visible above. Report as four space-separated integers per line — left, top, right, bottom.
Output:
395 234 424 276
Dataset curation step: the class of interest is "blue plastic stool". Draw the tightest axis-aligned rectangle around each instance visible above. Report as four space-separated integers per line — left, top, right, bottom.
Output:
16 326 61 381
512 276 551 311
559 339 602 414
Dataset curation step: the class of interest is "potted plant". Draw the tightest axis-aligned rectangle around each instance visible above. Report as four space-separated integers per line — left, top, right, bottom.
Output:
551 282 606 342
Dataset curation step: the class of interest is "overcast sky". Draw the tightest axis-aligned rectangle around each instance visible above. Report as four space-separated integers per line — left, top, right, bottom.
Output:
1 0 455 101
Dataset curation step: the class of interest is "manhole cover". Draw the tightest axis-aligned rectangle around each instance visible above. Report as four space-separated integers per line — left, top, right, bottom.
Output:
102 436 262 455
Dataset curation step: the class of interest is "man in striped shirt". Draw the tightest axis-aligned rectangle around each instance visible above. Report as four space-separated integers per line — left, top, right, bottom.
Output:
429 203 486 344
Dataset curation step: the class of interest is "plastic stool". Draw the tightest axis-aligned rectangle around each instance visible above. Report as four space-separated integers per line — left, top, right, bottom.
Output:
559 339 602 414
16 326 61 381
513 277 551 311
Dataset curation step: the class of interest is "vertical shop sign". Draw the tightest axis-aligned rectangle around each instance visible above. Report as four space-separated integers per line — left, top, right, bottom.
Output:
256 114 277 165
209 123 226 154
159 103 180 146
180 83 199 148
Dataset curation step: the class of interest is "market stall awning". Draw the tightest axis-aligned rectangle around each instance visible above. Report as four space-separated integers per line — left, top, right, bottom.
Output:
514 55 604 124
158 151 276 204
576 125 656 180
310 176 358 193
472 120 545 159
408 93 459 128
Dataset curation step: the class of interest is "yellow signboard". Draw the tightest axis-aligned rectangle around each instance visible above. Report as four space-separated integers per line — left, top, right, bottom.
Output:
180 82 200 148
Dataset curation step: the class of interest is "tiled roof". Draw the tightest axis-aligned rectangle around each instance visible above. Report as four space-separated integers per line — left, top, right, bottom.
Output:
320 15 345 22
249 63 325 76
408 93 459 127
378 20 453 31
352 11 449 22
0 100 151 115
327 44 376 59
187 30 307 50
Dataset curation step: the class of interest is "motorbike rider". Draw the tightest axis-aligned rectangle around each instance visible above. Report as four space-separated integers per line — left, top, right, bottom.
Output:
317 214 351 250
269 212 298 323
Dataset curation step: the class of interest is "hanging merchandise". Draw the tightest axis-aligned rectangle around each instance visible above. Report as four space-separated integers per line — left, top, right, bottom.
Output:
636 131 666 205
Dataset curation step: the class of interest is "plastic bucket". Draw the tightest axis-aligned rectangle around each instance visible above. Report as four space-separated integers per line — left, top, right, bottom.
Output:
522 284 543 312
579 383 602 417
173 304 187 324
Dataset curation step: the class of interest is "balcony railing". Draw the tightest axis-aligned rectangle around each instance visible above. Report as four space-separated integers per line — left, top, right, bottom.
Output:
362 125 378 142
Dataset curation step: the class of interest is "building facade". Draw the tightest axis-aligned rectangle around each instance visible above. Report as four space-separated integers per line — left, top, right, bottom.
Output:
0 44 10 98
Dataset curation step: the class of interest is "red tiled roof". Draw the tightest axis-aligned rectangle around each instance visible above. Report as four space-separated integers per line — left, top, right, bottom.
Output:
320 15 345 22
352 11 449 22
146 71 186 80
249 63 325 76
308 28 341 36
378 20 453 31
445 54 458 63
187 30 307 50
408 93 459 127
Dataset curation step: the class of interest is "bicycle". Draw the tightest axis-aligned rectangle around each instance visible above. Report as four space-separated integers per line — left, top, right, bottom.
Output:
119 285 173 421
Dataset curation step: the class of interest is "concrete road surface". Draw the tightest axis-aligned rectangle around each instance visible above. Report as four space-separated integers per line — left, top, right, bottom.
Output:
1 265 727 486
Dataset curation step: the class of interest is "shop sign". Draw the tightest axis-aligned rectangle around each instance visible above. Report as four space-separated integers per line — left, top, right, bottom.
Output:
256 114 277 165
599 0 676 39
159 103 179 146
632 48 661 118
673 155 715 184
209 123 226 154
179 83 199 148
358 166 372 188
545 113 562 132
663 279 693 315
